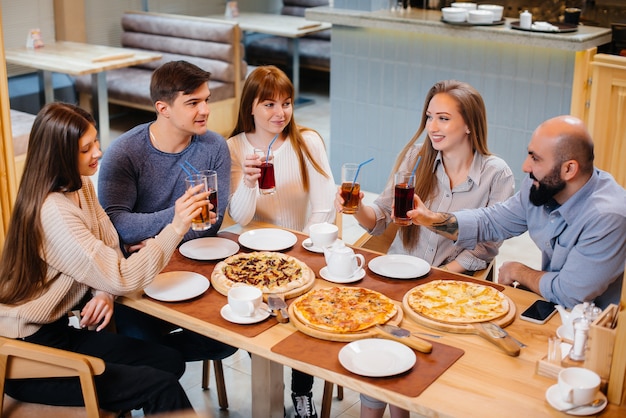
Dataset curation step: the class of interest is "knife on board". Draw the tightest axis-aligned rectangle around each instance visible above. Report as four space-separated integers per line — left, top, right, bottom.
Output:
471 322 521 357
267 294 289 323
375 324 433 353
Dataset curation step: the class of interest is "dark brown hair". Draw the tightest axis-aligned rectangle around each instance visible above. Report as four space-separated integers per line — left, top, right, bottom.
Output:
150 60 212 105
0 103 96 304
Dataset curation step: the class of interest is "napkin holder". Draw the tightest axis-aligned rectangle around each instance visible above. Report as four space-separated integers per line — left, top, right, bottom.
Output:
585 304 618 381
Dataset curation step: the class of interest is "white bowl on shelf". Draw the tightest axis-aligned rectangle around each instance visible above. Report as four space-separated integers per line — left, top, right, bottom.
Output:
467 9 495 24
450 2 477 12
441 7 467 22
477 4 504 21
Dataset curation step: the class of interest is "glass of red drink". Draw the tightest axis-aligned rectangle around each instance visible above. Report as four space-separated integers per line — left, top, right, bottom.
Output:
393 171 415 226
254 148 276 195
202 170 219 223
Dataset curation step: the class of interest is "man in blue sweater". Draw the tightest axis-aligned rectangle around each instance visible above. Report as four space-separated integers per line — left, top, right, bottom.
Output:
98 60 236 361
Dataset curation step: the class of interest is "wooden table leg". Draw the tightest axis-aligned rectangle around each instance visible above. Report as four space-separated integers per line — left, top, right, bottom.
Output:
251 354 284 418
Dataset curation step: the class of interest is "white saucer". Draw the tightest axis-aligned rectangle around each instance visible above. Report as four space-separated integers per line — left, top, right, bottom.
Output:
301 238 340 253
319 266 365 283
545 384 607 415
220 302 270 324
557 325 575 343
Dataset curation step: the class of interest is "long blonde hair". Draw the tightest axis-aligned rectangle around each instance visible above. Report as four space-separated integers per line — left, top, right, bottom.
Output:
229 65 330 191
394 80 491 247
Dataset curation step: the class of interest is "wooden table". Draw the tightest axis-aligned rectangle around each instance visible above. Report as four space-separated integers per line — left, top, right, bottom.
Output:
4 41 161 149
208 12 331 105
120 222 626 417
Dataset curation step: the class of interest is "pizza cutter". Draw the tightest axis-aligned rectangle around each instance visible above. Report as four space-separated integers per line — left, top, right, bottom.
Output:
375 324 433 353
267 294 289 323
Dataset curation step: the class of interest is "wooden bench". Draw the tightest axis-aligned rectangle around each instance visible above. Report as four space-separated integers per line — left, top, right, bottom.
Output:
74 11 247 137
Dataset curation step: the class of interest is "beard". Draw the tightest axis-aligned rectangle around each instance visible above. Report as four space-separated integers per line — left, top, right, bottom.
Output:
529 165 566 206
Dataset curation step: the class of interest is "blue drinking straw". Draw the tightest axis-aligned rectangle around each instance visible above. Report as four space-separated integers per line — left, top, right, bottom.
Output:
351 157 374 189
179 163 193 178
184 160 200 174
409 156 422 183
266 134 279 163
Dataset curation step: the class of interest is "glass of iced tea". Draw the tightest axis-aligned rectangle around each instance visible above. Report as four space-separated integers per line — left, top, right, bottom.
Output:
202 170 219 222
184 173 211 231
254 148 276 195
393 171 415 226
341 163 360 214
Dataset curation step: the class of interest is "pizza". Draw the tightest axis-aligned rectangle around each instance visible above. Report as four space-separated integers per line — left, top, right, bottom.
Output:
406 279 509 324
292 287 397 333
211 251 314 294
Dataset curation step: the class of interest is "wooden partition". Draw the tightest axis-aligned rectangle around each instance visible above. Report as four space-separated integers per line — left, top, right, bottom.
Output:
0 4 20 251
585 54 626 188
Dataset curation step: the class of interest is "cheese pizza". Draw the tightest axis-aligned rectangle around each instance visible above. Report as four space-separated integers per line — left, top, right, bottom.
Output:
292 286 397 333
406 279 509 324
211 251 315 294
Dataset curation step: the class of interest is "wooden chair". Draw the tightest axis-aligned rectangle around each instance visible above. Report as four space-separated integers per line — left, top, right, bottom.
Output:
0 336 118 418
201 360 228 409
320 382 343 418
352 222 495 281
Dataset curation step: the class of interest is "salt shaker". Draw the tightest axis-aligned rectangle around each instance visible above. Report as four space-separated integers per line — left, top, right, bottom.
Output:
569 316 590 361
520 10 532 29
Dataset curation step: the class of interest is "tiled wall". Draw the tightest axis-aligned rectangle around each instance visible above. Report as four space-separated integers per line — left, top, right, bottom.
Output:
328 25 576 192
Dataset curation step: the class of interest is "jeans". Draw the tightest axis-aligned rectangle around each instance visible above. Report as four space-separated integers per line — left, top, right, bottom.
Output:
115 303 238 361
6 316 192 414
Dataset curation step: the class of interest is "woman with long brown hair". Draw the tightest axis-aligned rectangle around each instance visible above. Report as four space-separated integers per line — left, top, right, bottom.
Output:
0 102 207 414
335 80 515 417
227 65 336 417
228 65 336 234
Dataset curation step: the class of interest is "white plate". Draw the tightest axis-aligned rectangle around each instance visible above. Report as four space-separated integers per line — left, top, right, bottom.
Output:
339 338 416 377
179 237 240 260
557 325 575 343
220 302 271 324
302 238 341 253
319 266 365 283
545 384 607 415
144 271 210 302
368 254 431 279
238 228 297 251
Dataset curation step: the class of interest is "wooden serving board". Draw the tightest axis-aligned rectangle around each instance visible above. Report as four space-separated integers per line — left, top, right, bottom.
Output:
288 300 404 342
401 292 516 334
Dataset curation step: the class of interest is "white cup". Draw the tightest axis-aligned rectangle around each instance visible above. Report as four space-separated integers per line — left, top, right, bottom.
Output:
309 222 339 248
558 367 601 406
228 286 262 317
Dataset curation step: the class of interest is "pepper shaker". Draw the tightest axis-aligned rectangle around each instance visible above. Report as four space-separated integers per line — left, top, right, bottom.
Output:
569 316 590 361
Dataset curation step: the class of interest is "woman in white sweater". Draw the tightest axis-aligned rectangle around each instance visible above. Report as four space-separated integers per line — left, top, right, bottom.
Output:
227 65 336 234
0 103 208 414
227 65 336 417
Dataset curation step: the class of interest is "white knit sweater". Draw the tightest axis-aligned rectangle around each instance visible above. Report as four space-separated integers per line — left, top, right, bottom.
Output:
0 177 183 338
227 130 336 233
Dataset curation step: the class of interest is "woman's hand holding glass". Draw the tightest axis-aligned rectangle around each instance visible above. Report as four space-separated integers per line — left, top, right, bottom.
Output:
334 186 364 213
172 184 213 236
242 152 262 189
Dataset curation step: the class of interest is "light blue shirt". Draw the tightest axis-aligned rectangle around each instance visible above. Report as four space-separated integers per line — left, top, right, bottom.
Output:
456 169 626 309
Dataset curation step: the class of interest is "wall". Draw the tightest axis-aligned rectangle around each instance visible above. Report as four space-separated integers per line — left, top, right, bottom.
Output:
328 24 576 192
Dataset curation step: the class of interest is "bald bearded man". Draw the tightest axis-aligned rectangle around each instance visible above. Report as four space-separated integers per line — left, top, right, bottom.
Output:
408 115 626 309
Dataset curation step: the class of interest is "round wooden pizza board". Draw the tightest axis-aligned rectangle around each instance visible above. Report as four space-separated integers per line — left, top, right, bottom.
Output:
401 291 516 334
210 259 316 299
288 300 404 343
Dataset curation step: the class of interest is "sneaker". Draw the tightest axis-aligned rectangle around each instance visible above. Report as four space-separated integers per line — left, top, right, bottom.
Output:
291 392 318 418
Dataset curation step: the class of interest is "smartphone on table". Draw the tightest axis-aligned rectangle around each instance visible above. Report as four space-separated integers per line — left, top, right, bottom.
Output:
520 300 557 324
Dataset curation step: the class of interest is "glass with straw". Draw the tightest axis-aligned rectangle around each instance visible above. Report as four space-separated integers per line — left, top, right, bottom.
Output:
340 158 373 214
184 173 211 231
254 134 278 195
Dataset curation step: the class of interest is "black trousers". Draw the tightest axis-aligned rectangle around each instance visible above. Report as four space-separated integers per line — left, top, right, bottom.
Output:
6 317 192 414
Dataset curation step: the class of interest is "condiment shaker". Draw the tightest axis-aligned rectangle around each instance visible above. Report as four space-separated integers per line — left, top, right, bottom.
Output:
520 10 532 29
569 316 590 361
